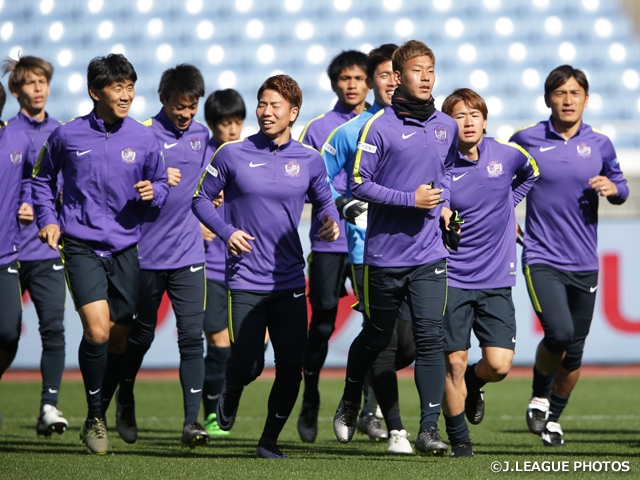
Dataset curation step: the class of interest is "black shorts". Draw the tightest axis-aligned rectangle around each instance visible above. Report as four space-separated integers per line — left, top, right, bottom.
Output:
443 287 516 352
0 261 23 351
308 251 350 310
351 263 411 321
20 258 66 321
204 279 228 333
60 235 139 325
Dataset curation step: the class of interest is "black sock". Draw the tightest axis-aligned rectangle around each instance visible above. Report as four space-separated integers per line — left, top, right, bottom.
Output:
222 383 244 417
532 366 555 399
369 352 403 431
261 366 301 441
118 342 150 406
445 412 470 445
203 345 230 417
78 336 108 419
302 307 337 404
40 346 64 409
465 362 487 392
548 392 569 422
361 377 371 416
180 354 204 425
101 351 124 416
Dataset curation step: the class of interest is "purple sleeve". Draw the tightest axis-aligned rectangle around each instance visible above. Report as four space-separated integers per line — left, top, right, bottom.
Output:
510 144 540 206
144 138 169 208
599 137 629 205
350 124 414 207
20 145 35 207
440 129 458 209
192 147 238 244
307 151 340 229
32 132 62 229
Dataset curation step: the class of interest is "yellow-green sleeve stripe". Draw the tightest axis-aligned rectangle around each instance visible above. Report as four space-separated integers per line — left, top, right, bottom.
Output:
495 138 540 178
298 114 325 144
227 290 234 343
352 109 384 185
193 139 242 197
363 265 371 319
32 144 48 178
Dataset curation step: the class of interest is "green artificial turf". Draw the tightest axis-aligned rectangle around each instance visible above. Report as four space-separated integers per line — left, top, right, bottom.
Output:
1 376 638 479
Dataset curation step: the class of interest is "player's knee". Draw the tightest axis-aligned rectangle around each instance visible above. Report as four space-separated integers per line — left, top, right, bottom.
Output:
446 353 467 382
274 362 302 385
84 325 109 344
311 320 336 344
233 355 265 385
561 341 586 372
40 328 65 351
205 344 231 372
414 325 444 355
0 331 19 355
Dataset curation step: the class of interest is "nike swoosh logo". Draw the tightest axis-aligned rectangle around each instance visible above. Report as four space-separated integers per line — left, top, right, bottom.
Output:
133 313 139 320
435 268 445 274
190 388 202 393
347 377 359 383
190 266 204 272
452 172 468 182
76 149 92 156
402 132 416 140
275 413 288 419
249 161 267 168
89 389 100 395
539 146 556 152
48 388 58 394
164 142 178 149
429 402 440 407
590 286 597 293
207 394 221 400
8 267 18 274
53 264 64 271
293 292 305 298
512 337 517 343
125 378 135 382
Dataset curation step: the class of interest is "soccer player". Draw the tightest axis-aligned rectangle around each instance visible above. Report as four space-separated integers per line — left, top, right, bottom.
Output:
510 65 628 447
333 40 457 456
31 54 169 454
200 88 246 437
3 55 68 437
0 115 36 425
320 44 416 455
107 64 211 447
440 88 539 457
297 49 386 441
192 74 340 458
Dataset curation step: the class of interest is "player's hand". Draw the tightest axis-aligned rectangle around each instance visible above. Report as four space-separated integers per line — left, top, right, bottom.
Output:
318 213 339 242
213 191 224 208
588 175 618 197
227 230 255 255
201 223 217 242
18 202 35 225
38 224 60 250
440 206 452 231
134 180 154 201
166 167 181 187
335 195 368 229
415 183 443 210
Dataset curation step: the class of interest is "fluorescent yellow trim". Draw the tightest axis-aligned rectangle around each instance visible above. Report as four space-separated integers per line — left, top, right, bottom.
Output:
298 114 325 145
193 139 242 197
352 109 384 185
524 266 542 313
495 138 540 177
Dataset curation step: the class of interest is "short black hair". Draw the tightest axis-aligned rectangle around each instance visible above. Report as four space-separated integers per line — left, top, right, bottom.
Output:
544 65 589 97
327 50 368 83
204 89 246 126
366 44 398 80
0 81 6 118
87 54 137 97
158 64 205 102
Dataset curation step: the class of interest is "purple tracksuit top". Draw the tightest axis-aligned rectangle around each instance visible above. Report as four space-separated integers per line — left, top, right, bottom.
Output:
448 137 539 289
192 131 340 291
510 120 628 271
6 111 62 262
138 110 209 270
32 110 169 257
299 102 358 254
350 106 458 268
202 138 226 283
0 126 34 265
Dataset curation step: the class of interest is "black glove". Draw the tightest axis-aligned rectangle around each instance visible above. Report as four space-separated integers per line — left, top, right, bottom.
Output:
335 195 368 229
442 210 464 251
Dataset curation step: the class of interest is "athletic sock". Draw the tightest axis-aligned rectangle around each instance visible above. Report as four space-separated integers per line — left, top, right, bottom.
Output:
118 342 150 406
203 345 230 416
548 392 569 422
261 366 301 441
532 366 555 399
302 307 338 405
78 336 108 418
465 362 488 391
180 354 205 425
444 412 470 445
101 351 124 415
40 346 65 409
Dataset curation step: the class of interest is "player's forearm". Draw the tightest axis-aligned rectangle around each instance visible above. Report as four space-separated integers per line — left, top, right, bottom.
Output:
192 195 237 244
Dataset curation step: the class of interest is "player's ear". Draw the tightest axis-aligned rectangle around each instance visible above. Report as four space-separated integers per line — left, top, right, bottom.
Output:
394 70 402 86
89 86 102 103
366 77 373 90
289 106 299 124
544 95 551 108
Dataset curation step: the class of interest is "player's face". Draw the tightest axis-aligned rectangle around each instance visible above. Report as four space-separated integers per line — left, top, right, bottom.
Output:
368 60 397 107
545 76 589 127
256 89 298 143
210 116 243 145
162 94 199 131
396 55 435 102
13 71 50 115
450 100 486 149
90 79 135 124
331 65 369 110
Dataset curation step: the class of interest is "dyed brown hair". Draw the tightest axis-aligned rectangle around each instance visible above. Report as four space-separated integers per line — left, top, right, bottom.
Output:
392 40 435 73
442 88 488 134
257 74 303 122
2 55 54 94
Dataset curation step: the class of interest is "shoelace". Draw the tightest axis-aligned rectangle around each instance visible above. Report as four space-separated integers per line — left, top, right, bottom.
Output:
121 406 136 426
344 404 359 426
93 419 107 438
302 405 317 427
